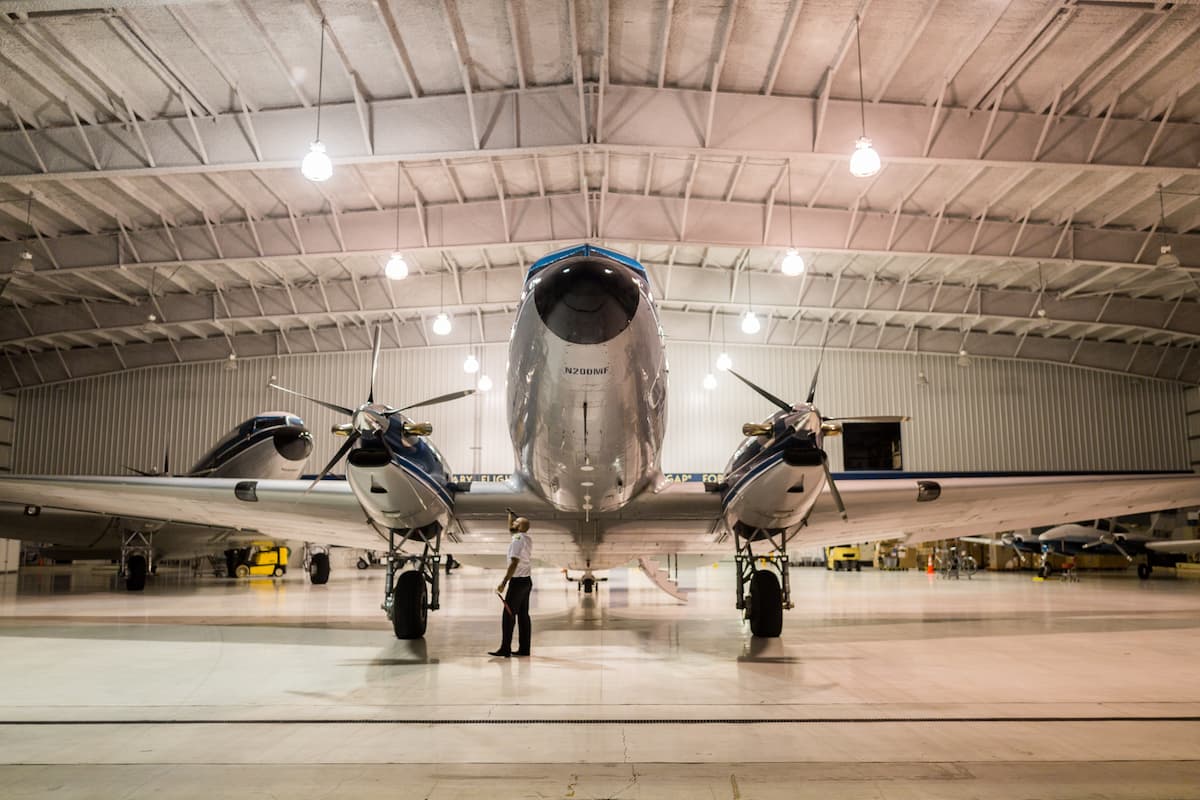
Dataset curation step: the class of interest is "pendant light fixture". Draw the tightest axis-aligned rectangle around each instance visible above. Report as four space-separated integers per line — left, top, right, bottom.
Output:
300 18 333 182
848 13 881 179
432 270 452 336
1155 186 1181 269
741 269 760 334
780 159 805 276
477 373 493 392
385 164 409 280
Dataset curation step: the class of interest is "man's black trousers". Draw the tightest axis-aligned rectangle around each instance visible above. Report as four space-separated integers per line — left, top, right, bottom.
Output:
499 576 532 654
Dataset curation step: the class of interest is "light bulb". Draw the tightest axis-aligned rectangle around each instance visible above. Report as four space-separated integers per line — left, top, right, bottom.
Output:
781 248 805 276
716 351 732 371
384 252 409 280
957 349 971 368
1156 244 1180 269
463 353 479 374
432 312 452 336
702 372 718 390
741 310 760 335
477 374 493 392
301 140 333 182
849 136 881 178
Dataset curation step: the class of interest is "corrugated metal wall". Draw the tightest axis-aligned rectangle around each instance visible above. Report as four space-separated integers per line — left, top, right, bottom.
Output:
12 344 1190 476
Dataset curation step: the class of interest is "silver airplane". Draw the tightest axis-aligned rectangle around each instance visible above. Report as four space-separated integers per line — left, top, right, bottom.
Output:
3 245 1200 639
1 412 312 589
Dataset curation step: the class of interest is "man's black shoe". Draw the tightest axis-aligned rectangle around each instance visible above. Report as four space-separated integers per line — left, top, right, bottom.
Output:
512 650 531 657
488 649 512 658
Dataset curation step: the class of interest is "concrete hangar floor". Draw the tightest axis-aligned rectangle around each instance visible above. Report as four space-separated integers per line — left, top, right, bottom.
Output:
1 562 1199 799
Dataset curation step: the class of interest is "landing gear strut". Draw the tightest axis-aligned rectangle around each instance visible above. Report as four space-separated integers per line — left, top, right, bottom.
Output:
120 530 153 592
383 524 441 639
733 524 792 638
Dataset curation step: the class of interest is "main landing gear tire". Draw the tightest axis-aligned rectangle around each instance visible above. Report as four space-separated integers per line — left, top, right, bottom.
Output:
392 570 428 640
747 570 783 638
357 557 370 570
125 554 147 592
1137 563 1152 580
309 552 331 585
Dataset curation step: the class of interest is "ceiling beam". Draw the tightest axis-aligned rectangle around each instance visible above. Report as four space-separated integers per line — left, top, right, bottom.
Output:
2 85 1197 187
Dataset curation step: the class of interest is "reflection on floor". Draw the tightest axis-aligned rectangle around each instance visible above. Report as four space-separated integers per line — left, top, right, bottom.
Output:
2 563 1200 798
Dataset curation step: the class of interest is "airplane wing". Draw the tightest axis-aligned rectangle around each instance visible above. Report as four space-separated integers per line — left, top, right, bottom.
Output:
790 472 1200 550
1144 539 1200 554
448 478 725 564
0 475 384 550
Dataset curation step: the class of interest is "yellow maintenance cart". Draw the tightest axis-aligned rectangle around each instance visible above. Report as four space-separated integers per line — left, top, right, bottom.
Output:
825 545 862 571
224 543 290 578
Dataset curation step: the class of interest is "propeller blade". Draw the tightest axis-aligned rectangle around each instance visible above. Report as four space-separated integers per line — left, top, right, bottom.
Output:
1112 540 1133 562
125 466 156 477
269 382 355 417
820 454 848 521
824 415 911 423
726 369 792 413
367 325 383 404
306 431 360 493
389 389 477 414
805 362 821 405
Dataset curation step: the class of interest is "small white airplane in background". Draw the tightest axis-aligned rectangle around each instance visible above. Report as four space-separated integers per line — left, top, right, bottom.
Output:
2 245 1200 640
963 511 1200 579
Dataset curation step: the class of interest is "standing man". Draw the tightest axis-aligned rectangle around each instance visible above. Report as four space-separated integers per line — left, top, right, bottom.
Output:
489 510 533 657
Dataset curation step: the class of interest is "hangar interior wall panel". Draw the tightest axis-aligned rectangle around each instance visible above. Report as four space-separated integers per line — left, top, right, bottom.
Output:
10 346 1190 477
0 393 16 571
1188 387 1200 473
661 344 1189 474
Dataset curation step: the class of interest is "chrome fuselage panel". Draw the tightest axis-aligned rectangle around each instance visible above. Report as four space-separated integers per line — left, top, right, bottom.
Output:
508 248 667 513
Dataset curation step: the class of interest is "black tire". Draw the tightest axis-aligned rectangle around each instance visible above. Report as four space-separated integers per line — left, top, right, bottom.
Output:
747 570 783 638
357 558 370 570
854 561 862 572
125 554 147 592
234 563 250 578
309 552 331 585
392 570 428 639
1137 563 1152 580
273 565 285 577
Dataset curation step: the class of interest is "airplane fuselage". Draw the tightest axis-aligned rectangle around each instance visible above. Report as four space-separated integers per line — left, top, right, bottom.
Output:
508 246 667 513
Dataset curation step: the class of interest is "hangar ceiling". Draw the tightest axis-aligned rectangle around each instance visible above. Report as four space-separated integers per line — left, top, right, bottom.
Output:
0 0 1198 390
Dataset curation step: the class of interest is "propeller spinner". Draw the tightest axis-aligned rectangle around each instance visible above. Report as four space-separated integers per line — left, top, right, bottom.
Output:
269 326 474 491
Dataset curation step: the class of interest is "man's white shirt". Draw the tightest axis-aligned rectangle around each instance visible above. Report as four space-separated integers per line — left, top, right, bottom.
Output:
507 532 533 578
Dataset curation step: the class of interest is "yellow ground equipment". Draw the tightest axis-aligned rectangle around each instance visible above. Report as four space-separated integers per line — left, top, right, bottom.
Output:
825 545 862 571
225 543 289 578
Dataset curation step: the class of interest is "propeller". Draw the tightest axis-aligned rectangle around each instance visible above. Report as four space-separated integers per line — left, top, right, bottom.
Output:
727 364 909 523
126 445 170 477
269 326 474 491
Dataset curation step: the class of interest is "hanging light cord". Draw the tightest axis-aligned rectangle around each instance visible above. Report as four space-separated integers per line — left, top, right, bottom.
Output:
786 158 794 248
395 163 402 250
855 14 867 138
315 19 326 141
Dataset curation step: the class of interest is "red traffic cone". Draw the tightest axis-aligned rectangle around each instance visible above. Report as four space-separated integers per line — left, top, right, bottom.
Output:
926 554 935 575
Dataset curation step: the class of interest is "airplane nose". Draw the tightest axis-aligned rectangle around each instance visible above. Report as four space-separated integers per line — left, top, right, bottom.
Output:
534 258 640 344
274 429 313 461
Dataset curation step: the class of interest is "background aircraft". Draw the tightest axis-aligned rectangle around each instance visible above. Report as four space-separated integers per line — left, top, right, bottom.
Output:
964 511 1200 579
1 412 311 589
1 245 1199 638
